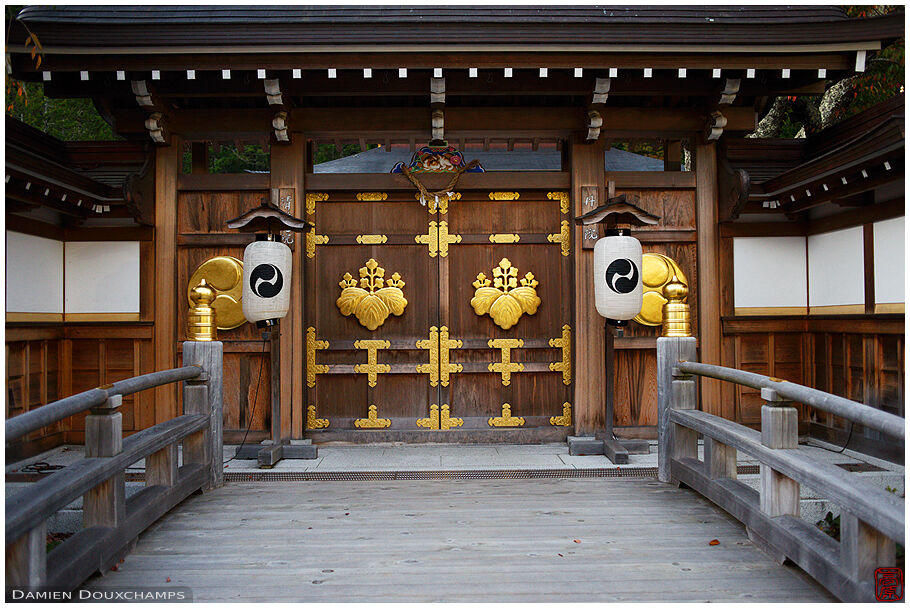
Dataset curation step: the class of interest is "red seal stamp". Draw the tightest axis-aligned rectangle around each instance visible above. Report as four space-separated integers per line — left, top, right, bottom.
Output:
875 567 903 601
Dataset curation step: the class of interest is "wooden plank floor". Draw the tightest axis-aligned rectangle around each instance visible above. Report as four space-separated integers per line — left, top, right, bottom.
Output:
83 478 834 602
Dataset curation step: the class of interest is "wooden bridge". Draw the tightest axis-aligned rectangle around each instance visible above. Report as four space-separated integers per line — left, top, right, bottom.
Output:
6 338 904 602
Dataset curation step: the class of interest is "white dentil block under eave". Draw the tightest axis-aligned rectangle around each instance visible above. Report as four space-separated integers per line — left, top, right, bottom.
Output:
6 231 64 313
65 241 140 313
808 226 864 307
873 216 905 304
733 236 807 309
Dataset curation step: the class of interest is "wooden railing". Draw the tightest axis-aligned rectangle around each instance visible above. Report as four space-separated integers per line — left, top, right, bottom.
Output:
656 335 904 603
5 340 223 592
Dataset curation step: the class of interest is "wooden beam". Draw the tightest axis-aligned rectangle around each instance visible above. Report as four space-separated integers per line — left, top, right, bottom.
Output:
719 221 807 237
304 172 570 191
695 142 723 417
268 139 306 439
806 197 904 235
153 142 179 423
11 49 859 73
177 173 271 191
570 136 607 435
113 106 755 140
41 69 826 101
604 171 695 189
4 215 65 240
863 223 875 315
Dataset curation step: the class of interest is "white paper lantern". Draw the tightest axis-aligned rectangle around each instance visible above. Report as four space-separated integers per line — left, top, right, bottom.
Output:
593 234 643 321
242 240 292 324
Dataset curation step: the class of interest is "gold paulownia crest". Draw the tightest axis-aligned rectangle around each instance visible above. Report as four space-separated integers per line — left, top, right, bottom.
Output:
471 258 541 330
337 258 408 330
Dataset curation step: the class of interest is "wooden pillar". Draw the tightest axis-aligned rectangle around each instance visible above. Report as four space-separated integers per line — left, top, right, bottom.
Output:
268 139 306 439
5 523 45 589
83 395 126 528
183 340 224 490
191 141 209 174
841 512 895 586
154 142 180 423
670 369 698 462
570 136 607 435
694 142 722 416
656 336 697 482
759 388 800 517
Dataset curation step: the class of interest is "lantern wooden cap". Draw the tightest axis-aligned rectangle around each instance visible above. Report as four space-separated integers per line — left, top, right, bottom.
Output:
226 201 311 233
574 194 660 227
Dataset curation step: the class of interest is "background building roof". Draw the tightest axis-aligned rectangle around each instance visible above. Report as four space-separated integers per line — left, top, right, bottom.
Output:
314 146 666 173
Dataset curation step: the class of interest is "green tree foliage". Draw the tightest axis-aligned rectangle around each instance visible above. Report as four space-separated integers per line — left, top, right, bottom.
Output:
6 80 116 140
838 5 905 120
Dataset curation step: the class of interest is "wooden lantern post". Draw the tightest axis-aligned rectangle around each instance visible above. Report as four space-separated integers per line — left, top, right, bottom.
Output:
227 197 314 466
572 188 660 463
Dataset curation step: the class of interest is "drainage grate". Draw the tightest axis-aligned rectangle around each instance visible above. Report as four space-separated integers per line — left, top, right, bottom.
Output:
737 465 760 475
224 467 660 482
836 462 886 473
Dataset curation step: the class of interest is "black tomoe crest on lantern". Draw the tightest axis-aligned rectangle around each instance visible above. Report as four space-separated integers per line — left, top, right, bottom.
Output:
249 262 284 298
593 231 644 322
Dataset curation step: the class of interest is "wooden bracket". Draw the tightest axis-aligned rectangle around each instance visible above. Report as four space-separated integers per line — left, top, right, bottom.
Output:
264 78 283 106
719 78 741 106
131 80 170 145
123 153 155 226
272 111 290 144
431 109 444 142
144 112 169 145
717 141 751 222
592 77 611 105
704 110 727 142
586 110 603 142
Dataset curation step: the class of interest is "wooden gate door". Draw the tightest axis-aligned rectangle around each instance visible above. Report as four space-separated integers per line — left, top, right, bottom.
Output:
441 190 573 432
304 191 439 431
304 189 573 438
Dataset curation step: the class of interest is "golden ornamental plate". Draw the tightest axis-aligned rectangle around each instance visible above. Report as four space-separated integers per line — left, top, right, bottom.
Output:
633 253 688 327
187 256 247 330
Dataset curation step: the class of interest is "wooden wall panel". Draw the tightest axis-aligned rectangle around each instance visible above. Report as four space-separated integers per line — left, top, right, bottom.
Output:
722 318 904 450
177 189 273 437
5 328 153 460
611 185 697 432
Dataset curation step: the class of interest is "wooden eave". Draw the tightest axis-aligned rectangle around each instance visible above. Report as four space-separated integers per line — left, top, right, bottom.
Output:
759 119 904 199
5 118 149 222
9 7 901 50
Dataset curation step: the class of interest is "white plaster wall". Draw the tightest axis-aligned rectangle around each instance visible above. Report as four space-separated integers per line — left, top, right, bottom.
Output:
64 241 140 313
6 231 64 313
807 226 864 307
733 236 807 309
873 216 905 304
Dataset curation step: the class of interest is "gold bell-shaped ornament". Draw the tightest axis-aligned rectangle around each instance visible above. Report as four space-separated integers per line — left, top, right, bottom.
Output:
187 279 218 341
660 277 691 338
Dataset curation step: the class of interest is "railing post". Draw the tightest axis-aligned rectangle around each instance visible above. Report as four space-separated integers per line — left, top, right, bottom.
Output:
704 436 737 480
656 277 696 483
670 367 698 463
759 387 800 517
841 512 895 591
182 341 224 490
5 522 46 590
145 444 178 487
83 395 126 528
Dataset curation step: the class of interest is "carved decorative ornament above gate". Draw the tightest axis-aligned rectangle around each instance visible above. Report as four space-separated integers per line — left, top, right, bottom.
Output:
390 144 485 174
337 258 408 330
471 258 540 329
